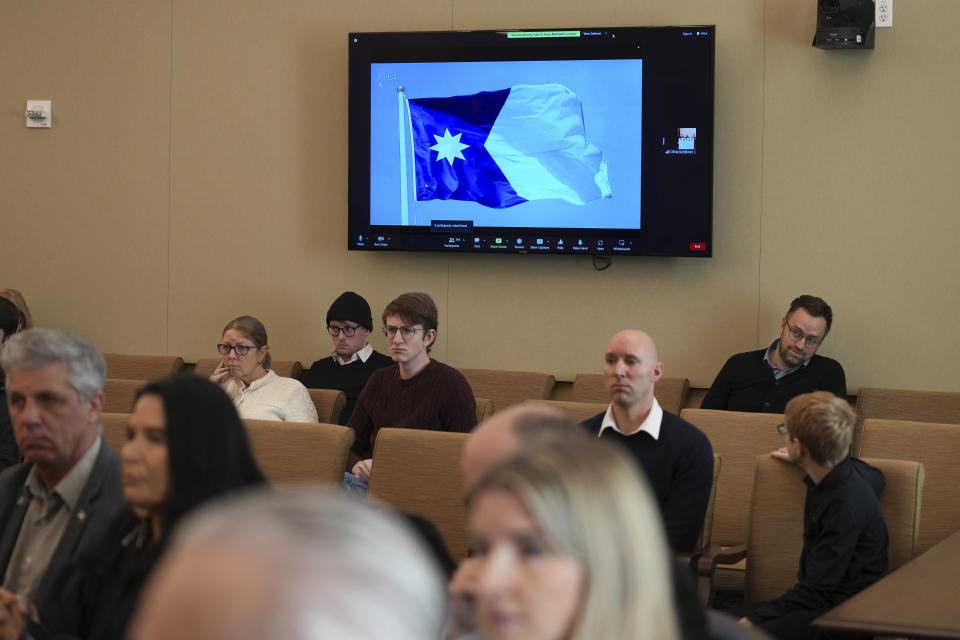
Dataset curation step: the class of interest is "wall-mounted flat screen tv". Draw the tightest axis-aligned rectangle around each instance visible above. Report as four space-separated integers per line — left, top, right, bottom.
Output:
348 26 715 256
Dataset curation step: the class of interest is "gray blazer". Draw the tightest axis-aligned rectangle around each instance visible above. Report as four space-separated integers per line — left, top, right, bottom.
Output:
0 436 127 612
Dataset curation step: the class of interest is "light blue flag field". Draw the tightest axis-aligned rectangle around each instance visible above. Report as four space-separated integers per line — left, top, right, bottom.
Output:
406 83 611 209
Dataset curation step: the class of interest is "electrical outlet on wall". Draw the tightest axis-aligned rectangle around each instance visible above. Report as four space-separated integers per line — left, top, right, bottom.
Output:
876 0 893 28
26 100 52 128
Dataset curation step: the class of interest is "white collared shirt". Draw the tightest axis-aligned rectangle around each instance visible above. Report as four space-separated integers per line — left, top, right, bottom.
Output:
332 342 373 366
597 397 664 440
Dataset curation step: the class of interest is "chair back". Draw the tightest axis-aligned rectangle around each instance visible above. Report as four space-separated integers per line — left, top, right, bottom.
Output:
101 412 130 453
679 409 785 547
103 353 185 380
697 454 723 552
524 399 609 423
573 373 689 414
475 397 495 422
194 358 304 380
743 457 809 603
853 387 960 454
744 456 924 604
860 419 952 554
457 368 555 410
306 388 347 424
244 419 354 486
367 428 470 560
862 457 924 570
103 378 145 414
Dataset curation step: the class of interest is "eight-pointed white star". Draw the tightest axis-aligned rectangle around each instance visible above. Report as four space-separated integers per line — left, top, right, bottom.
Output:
429 129 469 165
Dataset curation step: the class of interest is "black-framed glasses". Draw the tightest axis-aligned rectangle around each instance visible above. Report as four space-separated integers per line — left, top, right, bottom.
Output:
776 423 790 436
785 322 823 348
327 325 360 337
217 343 257 355
383 325 424 340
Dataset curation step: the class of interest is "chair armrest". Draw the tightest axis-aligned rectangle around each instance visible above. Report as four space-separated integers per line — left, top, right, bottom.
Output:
678 550 701 572
695 543 747 606
678 550 697 570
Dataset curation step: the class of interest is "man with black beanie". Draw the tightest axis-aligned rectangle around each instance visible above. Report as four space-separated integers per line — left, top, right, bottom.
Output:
300 292 393 424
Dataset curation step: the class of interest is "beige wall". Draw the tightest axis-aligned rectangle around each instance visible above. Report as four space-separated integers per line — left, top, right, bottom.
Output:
2 1 956 392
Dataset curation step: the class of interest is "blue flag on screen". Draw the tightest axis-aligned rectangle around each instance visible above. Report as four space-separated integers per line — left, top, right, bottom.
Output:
407 84 611 209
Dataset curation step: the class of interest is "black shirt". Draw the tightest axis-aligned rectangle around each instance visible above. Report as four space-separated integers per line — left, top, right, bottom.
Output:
299 349 394 424
745 457 888 624
582 410 715 554
701 346 846 413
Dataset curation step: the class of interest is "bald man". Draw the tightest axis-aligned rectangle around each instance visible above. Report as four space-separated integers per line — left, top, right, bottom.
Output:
462 403 583 489
583 330 714 553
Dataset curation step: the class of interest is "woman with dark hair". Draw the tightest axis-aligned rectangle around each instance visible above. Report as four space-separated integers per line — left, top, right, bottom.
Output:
0 376 268 640
210 315 318 422
0 288 33 331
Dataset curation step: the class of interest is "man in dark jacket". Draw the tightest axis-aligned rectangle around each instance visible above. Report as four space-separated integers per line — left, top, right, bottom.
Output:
0 329 126 624
741 391 888 639
300 291 393 424
701 295 846 413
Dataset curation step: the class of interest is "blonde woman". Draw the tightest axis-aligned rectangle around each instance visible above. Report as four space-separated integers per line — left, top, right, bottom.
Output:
465 436 680 640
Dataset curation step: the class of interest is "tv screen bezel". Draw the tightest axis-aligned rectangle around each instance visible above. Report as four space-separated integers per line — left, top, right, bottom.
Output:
348 26 715 258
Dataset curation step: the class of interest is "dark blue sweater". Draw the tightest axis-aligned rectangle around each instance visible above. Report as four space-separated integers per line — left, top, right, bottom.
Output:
300 350 394 424
583 409 714 553
701 347 846 413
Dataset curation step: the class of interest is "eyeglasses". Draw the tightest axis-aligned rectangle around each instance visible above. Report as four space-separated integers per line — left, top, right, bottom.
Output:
785 322 823 348
776 423 790 436
217 343 257 355
383 325 424 340
327 325 360 337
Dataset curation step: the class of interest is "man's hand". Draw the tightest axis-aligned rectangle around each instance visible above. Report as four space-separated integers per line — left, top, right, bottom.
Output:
446 558 480 640
770 446 792 462
0 588 25 640
352 459 373 482
738 616 754 627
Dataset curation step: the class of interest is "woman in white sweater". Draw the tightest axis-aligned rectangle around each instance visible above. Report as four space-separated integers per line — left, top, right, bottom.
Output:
210 315 318 422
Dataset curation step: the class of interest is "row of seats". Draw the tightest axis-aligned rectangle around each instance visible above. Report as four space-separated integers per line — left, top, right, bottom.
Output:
101 353 960 424
100 352 957 602
99 414 472 562
677 410 957 605
99 410 955 584
103 378 347 423
103 377 495 424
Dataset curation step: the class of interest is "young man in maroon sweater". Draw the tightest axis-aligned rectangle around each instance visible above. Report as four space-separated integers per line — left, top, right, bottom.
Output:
344 292 476 492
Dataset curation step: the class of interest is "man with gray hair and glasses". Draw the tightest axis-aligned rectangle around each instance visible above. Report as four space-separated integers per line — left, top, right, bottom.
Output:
0 328 125 621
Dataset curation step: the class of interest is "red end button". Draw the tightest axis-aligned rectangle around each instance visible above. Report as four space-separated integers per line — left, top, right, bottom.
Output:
689 242 707 251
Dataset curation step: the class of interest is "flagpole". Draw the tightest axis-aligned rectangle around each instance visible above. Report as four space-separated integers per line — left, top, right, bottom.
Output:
398 87 408 226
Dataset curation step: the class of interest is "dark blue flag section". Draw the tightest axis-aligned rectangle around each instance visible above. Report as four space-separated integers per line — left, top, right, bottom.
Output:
408 89 528 209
